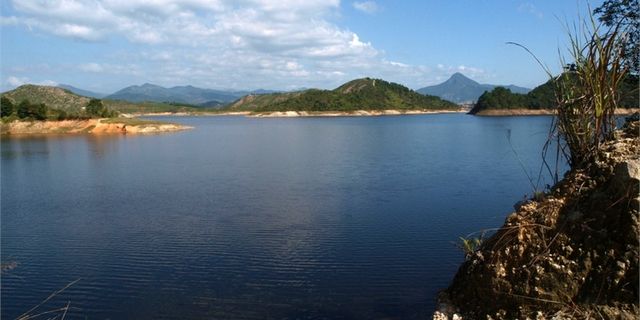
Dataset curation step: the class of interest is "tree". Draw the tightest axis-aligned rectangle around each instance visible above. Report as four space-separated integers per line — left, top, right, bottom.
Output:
85 99 116 117
86 99 105 117
17 100 48 120
594 0 639 74
17 100 31 119
1 96 14 117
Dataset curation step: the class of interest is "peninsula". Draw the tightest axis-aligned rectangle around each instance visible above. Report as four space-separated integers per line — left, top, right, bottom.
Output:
224 78 460 115
0 85 192 135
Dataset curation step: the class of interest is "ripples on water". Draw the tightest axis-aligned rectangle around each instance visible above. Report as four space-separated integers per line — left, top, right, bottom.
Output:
1 114 565 319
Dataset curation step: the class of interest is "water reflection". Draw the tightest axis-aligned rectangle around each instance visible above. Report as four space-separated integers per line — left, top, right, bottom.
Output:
1 115 568 319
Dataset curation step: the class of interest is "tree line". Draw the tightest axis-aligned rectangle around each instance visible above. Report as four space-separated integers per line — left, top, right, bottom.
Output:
0 97 118 121
472 74 638 113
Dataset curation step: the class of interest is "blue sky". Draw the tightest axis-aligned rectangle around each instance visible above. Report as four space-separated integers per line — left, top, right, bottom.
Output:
0 0 602 93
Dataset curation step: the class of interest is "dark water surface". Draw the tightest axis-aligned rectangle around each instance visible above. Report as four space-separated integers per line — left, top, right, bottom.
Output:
1 114 564 319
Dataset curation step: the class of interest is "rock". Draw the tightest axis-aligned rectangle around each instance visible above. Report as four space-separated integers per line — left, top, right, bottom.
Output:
437 120 639 319
433 311 448 320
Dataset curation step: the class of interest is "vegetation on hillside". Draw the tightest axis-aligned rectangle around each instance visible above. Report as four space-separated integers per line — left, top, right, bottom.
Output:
470 74 638 114
594 0 638 73
0 85 212 122
226 78 458 112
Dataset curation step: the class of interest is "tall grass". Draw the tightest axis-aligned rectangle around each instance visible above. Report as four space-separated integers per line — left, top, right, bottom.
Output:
511 10 630 171
555 14 629 168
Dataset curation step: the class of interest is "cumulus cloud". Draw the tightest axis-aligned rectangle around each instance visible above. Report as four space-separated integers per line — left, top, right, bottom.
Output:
5 76 57 88
3 0 485 90
353 1 379 14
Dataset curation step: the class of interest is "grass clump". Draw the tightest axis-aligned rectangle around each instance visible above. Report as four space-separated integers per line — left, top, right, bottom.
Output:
554 14 630 168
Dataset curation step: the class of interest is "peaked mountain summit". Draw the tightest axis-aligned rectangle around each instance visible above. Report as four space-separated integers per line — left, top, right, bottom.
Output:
417 73 530 104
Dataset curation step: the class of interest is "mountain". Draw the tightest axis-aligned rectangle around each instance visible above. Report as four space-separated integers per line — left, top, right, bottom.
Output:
226 78 458 112
417 73 530 104
57 84 106 99
105 83 242 106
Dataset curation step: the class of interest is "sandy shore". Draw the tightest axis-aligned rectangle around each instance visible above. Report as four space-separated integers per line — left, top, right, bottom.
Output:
130 110 465 118
126 111 252 117
1 119 192 136
249 109 466 118
473 108 639 116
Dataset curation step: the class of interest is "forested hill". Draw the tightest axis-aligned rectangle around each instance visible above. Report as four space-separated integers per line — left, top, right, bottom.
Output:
469 74 639 114
226 78 458 112
1 84 207 117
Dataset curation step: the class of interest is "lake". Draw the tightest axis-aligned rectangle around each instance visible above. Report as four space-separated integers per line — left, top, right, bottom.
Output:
1 114 564 319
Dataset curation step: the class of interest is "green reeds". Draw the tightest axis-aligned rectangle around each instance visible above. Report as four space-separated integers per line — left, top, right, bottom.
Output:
510 7 630 170
556 13 629 168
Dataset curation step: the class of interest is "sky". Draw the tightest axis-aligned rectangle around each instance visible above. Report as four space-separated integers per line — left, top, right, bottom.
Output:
0 0 603 94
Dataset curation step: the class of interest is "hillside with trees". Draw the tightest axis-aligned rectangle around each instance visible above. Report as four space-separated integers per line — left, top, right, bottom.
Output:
469 74 639 114
0 85 209 121
226 78 458 112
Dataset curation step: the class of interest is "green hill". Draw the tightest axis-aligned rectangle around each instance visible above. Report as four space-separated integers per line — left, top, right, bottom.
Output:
470 74 638 114
226 78 458 112
2 85 91 112
1 85 205 116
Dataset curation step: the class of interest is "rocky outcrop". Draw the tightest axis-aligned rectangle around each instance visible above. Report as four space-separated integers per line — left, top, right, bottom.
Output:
435 119 639 319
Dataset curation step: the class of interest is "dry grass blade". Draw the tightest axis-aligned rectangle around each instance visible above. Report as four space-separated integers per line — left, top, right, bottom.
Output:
16 278 81 320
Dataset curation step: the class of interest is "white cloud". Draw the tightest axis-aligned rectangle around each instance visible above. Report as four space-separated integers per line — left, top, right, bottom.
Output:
6 76 27 87
353 1 379 14
79 63 105 73
518 3 543 19
39 80 59 86
3 0 488 91
4 76 57 88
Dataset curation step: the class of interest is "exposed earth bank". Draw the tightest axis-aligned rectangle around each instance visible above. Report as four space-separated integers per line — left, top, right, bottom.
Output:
434 117 639 319
1 118 192 135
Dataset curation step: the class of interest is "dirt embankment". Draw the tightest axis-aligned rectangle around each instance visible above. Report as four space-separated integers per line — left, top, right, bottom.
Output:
435 119 639 319
1 119 191 135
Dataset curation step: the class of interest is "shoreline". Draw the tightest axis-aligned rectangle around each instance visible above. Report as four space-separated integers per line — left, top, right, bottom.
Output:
134 109 467 118
473 108 639 116
248 109 465 118
1 118 192 136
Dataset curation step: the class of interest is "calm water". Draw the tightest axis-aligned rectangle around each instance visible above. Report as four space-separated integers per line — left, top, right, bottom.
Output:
1 114 563 319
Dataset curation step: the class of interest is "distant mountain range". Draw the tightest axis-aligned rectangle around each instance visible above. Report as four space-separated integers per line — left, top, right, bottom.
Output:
58 84 106 99
226 78 458 112
43 74 531 109
55 83 280 108
417 73 530 104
